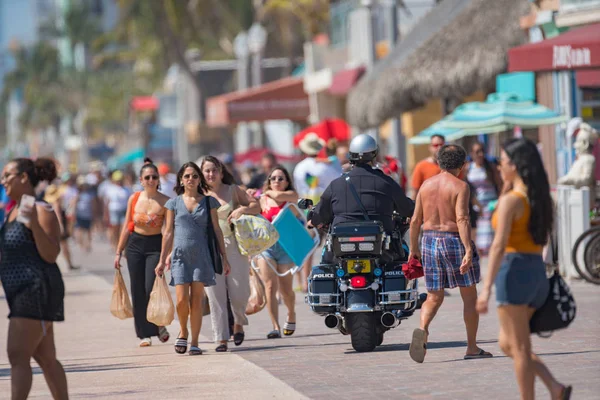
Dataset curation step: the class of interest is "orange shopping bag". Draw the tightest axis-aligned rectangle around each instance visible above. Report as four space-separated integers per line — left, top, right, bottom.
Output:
110 269 133 319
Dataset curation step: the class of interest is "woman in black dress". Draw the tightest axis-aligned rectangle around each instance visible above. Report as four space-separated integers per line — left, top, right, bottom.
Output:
0 158 68 399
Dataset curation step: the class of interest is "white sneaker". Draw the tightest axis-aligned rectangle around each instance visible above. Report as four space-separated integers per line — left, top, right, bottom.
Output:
139 338 152 347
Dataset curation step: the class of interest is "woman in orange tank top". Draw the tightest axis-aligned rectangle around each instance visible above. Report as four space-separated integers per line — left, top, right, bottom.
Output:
476 139 571 400
114 158 171 348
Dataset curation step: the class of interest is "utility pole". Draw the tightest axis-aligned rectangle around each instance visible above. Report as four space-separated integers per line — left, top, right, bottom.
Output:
384 0 405 167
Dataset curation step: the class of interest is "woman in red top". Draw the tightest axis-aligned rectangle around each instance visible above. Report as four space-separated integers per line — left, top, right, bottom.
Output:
257 166 299 339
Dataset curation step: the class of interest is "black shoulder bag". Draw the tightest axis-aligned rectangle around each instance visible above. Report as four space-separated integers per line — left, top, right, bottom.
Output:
530 235 576 336
205 196 223 275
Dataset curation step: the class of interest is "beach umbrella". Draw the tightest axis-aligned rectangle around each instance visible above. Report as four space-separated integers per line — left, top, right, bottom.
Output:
409 120 507 144
440 92 568 130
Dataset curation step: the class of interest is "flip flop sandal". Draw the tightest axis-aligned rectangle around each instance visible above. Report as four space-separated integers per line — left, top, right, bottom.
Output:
139 338 152 347
189 346 203 356
233 332 245 346
409 328 428 363
174 337 188 354
267 330 281 339
561 385 572 400
283 322 296 336
464 349 493 360
158 327 170 343
215 343 228 352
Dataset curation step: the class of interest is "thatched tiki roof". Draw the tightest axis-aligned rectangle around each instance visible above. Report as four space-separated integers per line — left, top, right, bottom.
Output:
347 0 530 130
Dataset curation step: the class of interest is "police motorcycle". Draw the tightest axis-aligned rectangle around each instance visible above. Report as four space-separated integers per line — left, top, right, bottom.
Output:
300 199 421 353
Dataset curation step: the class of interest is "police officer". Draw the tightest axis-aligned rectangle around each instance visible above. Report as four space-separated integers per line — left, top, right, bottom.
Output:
308 134 415 262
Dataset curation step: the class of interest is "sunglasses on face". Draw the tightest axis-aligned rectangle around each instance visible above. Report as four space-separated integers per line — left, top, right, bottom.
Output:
183 174 200 180
431 143 443 148
143 175 159 181
1 172 18 183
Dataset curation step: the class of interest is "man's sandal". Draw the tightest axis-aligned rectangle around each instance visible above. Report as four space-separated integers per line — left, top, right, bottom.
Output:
409 328 428 363
189 346 203 356
463 349 493 360
158 327 170 343
174 337 188 354
139 338 152 347
283 322 296 336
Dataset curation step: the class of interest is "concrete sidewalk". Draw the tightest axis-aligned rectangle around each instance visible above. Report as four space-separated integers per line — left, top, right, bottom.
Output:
0 269 308 399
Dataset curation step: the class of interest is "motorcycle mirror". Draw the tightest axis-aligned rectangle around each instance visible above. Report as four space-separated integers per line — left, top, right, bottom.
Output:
298 198 313 210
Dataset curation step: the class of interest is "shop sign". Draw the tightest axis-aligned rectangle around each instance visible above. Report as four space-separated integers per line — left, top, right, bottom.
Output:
553 45 592 68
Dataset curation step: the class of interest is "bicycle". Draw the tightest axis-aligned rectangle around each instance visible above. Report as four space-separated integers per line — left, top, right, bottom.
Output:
571 225 600 285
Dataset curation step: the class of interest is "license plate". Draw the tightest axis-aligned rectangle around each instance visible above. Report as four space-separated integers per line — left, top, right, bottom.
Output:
347 259 371 274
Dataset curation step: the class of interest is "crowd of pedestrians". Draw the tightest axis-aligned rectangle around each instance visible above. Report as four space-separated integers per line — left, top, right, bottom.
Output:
0 135 575 400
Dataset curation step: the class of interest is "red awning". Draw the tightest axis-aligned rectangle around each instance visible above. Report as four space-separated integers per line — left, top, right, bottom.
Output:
206 77 309 127
508 23 600 73
577 69 600 88
130 96 159 111
328 66 366 96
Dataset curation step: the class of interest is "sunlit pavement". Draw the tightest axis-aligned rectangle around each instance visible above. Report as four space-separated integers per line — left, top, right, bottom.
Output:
1 237 598 399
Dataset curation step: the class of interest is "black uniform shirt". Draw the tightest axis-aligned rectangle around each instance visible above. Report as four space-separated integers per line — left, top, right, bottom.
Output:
311 164 415 233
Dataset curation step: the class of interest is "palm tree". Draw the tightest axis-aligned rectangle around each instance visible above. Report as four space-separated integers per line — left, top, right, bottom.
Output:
0 41 75 143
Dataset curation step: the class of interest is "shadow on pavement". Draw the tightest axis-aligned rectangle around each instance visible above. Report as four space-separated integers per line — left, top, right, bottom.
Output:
233 341 348 353
241 332 339 342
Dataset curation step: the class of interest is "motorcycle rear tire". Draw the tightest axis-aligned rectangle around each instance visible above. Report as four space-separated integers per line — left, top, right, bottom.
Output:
347 313 377 352
377 332 384 346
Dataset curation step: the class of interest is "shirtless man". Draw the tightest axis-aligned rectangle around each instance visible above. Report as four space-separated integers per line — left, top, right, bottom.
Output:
408 144 492 363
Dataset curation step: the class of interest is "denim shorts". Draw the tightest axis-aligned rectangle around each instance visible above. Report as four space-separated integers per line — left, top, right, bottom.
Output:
495 253 549 309
262 242 293 265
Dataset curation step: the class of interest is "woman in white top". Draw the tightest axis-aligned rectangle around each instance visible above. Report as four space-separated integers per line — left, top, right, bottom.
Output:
201 156 261 351
467 142 502 255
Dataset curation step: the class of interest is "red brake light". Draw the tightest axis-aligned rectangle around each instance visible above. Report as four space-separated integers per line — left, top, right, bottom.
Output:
349 237 365 242
350 276 367 288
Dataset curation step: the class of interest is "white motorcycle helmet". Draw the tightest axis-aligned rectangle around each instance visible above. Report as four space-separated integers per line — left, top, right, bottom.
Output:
348 134 378 164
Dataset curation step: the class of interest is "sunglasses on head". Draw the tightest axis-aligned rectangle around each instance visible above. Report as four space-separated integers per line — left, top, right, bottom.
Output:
270 176 285 182
143 175 159 181
183 173 200 180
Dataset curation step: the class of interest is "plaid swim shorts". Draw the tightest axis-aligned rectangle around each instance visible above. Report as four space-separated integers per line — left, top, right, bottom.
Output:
421 230 480 291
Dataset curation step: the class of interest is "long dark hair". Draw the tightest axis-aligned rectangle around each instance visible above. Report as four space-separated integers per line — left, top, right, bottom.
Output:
502 138 553 245
471 142 499 195
263 165 295 193
13 158 57 188
140 157 161 190
200 156 235 185
174 161 211 196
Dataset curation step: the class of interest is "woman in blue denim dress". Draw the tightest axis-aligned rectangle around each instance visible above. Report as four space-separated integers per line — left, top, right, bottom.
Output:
155 162 231 356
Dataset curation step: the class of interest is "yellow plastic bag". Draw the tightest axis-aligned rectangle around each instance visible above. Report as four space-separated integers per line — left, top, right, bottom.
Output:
147 275 175 327
245 268 267 315
110 269 133 320
233 215 279 257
